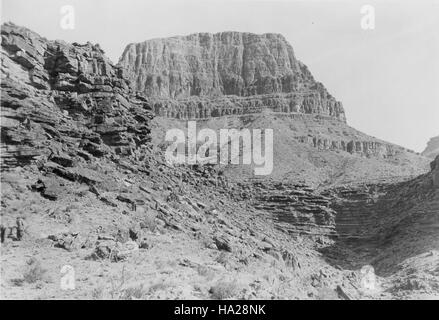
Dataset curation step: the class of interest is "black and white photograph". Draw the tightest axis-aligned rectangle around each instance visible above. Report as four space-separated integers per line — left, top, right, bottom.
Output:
0 0 438 304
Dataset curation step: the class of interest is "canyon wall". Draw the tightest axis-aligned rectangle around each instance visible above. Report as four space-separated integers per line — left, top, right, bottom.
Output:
252 155 439 240
1 23 153 169
118 32 346 121
422 135 439 159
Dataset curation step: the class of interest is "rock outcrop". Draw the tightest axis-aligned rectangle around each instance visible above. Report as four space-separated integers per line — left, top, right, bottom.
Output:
294 135 401 158
120 31 427 169
252 182 337 237
252 159 439 240
1 22 153 169
422 135 439 159
118 32 346 121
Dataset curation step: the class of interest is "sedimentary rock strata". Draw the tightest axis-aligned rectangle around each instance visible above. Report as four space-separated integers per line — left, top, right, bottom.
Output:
253 182 337 237
253 158 439 241
1 23 153 170
118 32 345 121
294 135 400 158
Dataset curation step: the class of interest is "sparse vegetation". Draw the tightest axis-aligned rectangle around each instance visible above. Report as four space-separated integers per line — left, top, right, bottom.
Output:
197 265 216 281
140 212 157 232
215 252 229 267
120 284 145 300
147 280 174 295
109 266 128 299
22 257 47 284
209 280 238 300
91 286 105 300
316 287 339 300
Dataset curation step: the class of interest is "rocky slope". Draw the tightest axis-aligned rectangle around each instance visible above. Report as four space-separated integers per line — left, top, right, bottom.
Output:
118 32 346 121
422 135 439 159
1 23 438 300
151 114 429 187
1 22 364 301
249 155 439 298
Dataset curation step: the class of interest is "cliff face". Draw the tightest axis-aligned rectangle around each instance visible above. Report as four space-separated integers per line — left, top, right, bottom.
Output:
422 136 439 159
118 32 346 121
293 135 401 158
1 22 153 169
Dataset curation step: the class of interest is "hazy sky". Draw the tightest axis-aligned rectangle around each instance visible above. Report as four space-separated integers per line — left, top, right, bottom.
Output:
2 0 438 152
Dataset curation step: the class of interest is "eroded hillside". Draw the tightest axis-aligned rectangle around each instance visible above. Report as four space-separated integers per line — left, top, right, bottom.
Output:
120 31 429 185
1 23 438 300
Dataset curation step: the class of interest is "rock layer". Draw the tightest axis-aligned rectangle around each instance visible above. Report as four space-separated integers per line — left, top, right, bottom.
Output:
252 160 439 240
294 135 400 158
252 182 337 237
422 135 439 159
1 22 153 170
118 32 346 121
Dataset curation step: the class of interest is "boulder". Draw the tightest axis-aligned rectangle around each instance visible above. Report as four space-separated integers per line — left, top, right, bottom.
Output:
213 234 233 252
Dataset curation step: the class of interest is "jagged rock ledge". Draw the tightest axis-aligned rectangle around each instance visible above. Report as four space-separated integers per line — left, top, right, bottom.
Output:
1 22 153 169
150 90 344 120
294 135 404 158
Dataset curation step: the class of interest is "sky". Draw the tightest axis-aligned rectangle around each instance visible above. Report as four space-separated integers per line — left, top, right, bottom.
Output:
1 0 438 152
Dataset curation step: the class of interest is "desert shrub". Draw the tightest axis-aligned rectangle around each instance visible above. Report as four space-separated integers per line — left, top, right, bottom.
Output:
91 286 105 300
316 287 339 300
209 280 238 300
215 252 229 266
96 266 146 299
148 282 170 294
196 265 216 281
140 212 157 232
22 257 47 284
120 284 145 300
146 279 175 296
108 266 129 299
